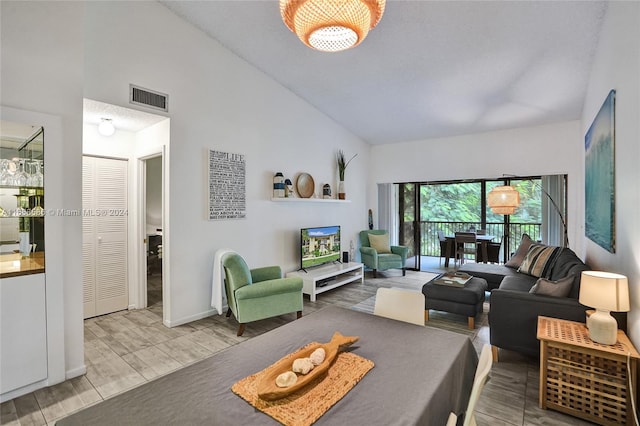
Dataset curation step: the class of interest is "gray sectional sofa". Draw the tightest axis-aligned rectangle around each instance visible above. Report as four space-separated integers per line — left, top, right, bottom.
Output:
458 243 627 358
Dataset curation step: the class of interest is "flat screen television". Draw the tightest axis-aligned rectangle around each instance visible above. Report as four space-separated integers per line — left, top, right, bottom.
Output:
300 226 341 270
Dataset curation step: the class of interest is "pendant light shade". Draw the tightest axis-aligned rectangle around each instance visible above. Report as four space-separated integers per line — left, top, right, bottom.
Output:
280 0 386 52
487 185 520 215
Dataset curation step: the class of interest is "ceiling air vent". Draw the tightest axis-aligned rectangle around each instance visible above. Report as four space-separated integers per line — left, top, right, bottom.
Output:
129 84 168 112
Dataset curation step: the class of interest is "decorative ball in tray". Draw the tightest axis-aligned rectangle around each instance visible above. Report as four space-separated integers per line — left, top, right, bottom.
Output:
256 331 359 401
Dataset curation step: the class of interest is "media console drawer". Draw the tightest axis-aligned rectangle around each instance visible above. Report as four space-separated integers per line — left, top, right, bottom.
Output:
286 262 364 302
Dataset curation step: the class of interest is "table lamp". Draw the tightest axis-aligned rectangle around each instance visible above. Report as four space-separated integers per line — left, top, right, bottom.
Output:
579 271 630 345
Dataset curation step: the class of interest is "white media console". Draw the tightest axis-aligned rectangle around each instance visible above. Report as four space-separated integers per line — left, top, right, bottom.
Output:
286 262 364 302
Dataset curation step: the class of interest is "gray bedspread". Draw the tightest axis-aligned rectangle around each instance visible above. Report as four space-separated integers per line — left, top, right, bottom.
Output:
57 306 477 425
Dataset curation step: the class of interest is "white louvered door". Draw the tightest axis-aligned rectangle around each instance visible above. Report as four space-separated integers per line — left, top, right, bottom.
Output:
83 156 128 319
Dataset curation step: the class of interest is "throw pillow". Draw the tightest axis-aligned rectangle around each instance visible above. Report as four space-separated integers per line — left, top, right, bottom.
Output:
518 244 562 278
529 276 574 297
368 233 391 253
505 233 533 269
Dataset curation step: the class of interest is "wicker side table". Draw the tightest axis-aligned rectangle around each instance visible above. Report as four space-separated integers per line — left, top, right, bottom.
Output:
537 316 639 425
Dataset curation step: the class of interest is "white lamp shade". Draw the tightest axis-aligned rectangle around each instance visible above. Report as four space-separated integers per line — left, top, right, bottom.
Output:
579 271 630 312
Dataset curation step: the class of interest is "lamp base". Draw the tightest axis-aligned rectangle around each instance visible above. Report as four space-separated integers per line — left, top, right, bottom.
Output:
587 309 618 345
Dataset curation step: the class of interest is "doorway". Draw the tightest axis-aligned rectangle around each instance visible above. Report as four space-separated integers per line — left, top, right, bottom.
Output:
144 155 163 311
83 98 170 323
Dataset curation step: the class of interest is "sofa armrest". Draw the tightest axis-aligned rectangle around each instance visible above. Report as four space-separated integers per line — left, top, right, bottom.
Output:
390 245 408 262
360 246 378 268
489 289 588 357
250 266 282 283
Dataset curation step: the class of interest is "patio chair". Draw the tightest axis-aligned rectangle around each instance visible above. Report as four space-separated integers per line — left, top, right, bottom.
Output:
455 232 477 266
437 230 449 266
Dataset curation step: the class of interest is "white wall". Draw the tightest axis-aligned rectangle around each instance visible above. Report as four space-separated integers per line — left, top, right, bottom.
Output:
580 2 640 345
1 1 85 381
369 121 585 255
83 2 369 326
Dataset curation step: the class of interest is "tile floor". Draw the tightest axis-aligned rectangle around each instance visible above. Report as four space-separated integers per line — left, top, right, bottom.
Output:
1 262 595 425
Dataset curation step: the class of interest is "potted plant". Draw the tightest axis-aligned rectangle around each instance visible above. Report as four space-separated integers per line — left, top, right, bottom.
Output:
336 150 357 200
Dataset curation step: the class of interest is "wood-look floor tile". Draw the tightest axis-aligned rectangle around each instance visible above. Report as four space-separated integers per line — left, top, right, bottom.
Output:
485 361 528 395
187 316 217 330
475 411 519 426
33 380 90 423
121 346 182 380
83 340 146 399
0 400 19 425
93 334 131 358
184 329 234 354
155 335 213 366
122 309 158 327
92 315 140 336
475 386 525 425
68 376 102 406
11 394 46 426
83 320 108 339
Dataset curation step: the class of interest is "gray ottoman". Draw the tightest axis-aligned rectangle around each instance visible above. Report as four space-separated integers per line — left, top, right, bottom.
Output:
422 277 488 329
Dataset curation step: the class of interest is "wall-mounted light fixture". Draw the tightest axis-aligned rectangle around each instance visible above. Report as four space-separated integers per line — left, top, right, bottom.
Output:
98 118 115 136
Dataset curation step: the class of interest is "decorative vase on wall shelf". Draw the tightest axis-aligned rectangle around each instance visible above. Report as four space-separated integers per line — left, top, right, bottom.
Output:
273 172 284 198
338 181 346 200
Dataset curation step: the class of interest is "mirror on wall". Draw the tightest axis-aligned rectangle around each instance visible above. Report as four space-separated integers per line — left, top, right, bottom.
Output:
0 120 45 256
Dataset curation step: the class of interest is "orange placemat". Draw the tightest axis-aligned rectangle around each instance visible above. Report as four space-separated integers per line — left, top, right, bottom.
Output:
231 344 374 426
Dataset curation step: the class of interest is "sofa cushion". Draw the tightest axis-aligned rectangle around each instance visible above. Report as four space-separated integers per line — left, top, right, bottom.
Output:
505 233 534 268
498 275 537 292
529 276 574 297
457 263 521 290
368 233 391 253
518 244 562 278
548 248 591 298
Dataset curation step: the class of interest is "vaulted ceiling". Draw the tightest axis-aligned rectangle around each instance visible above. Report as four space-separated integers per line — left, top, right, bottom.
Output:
161 1 607 145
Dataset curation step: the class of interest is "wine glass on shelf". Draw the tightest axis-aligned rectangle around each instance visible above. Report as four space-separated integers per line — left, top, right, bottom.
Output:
0 159 16 186
13 159 28 187
28 160 43 187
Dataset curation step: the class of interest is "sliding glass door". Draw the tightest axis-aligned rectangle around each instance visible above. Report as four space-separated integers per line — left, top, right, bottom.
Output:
397 175 567 269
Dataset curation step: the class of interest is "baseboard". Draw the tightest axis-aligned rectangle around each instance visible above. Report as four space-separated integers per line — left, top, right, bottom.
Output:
66 364 87 380
164 307 221 328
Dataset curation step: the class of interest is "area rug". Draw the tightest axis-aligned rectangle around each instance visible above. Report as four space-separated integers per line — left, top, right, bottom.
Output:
351 270 488 339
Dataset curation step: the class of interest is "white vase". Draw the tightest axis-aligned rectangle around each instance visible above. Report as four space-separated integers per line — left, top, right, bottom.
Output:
338 181 346 200
19 231 30 257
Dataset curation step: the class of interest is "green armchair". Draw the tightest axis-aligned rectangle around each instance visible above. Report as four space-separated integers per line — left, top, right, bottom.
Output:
359 230 408 278
222 253 303 336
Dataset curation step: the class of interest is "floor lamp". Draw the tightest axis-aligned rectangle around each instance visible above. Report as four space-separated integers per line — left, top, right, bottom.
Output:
487 177 569 248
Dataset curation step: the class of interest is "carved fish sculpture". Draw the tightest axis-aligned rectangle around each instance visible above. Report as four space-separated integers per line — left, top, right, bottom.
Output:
256 331 359 401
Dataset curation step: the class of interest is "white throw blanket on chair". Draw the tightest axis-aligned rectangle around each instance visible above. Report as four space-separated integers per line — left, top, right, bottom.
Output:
211 248 236 315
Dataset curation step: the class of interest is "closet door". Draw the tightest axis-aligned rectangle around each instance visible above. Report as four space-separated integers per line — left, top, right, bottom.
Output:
83 156 128 319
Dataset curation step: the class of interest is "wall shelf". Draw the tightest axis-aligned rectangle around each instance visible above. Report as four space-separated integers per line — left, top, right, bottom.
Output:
271 198 350 203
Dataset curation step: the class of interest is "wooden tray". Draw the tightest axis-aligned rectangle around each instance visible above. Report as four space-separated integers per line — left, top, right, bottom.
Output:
256 331 358 401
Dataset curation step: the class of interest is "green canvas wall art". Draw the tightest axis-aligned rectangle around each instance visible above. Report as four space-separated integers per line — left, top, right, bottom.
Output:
585 89 615 253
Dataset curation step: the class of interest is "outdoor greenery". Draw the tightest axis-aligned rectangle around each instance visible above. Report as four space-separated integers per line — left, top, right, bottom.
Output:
400 178 545 259
403 179 542 224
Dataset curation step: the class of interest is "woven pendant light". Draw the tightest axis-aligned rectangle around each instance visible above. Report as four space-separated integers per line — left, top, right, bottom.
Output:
280 0 386 52
487 185 520 215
